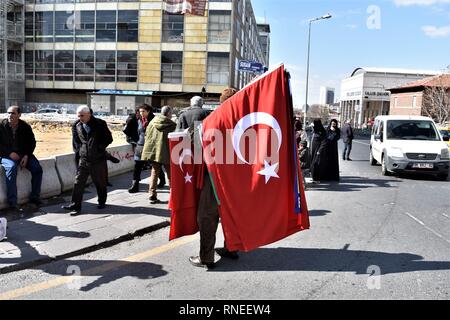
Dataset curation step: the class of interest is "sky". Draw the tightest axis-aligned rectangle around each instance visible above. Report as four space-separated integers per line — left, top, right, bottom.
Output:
251 0 450 108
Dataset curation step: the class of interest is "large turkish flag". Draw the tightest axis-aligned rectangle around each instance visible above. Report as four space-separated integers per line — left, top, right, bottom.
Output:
202 65 310 252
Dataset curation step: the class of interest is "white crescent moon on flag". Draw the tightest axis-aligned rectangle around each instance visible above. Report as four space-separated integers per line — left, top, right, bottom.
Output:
178 149 193 172
232 112 282 164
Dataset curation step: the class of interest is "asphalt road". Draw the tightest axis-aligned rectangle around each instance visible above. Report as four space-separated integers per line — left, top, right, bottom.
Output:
0 139 449 300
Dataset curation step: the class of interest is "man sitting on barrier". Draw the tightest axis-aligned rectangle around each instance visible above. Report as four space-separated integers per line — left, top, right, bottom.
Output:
0 106 43 210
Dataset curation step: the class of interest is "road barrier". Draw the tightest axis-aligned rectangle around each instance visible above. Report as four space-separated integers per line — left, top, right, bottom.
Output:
0 144 134 209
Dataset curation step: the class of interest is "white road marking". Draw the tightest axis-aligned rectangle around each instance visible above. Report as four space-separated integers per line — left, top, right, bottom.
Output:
403 212 450 245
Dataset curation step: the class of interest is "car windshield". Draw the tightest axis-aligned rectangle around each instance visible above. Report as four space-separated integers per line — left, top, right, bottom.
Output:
386 120 440 141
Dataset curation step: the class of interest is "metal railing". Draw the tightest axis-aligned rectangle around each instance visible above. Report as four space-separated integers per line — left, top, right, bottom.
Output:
6 21 24 42
7 62 24 81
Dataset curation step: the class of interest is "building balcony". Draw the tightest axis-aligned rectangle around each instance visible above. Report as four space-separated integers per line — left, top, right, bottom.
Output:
5 21 24 43
7 62 24 81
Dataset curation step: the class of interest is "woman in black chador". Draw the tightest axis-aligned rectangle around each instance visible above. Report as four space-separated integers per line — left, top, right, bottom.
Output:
323 119 341 182
310 119 327 183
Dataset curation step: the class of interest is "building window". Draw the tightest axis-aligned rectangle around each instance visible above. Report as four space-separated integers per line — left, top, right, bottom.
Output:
161 51 183 84
96 51 116 82
208 11 231 43
55 11 75 42
117 51 137 82
25 12 34 42
118 11 138 42
207 52 229 85
394 97 398 107
35 50 54 81
25 51 34 80
35 12 54 43
54 50 74 81
162 12 184 43
75 11 95 42
75 50 94 82
413 96 417 108
96 11 117 42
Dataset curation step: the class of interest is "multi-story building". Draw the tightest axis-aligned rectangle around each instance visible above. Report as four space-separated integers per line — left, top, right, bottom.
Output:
23 0 269 114
0 0 25 112
340 67 439 128
257 23 269 68
319 86 334 106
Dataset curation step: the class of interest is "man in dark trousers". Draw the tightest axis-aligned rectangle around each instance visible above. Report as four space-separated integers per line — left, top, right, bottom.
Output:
0 106 43 210
188 88 239 269
62 106 113 215
342 119 354 161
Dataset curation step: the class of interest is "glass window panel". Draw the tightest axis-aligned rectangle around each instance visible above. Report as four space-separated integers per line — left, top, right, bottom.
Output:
96 11 116 42
161 51 182 83
35 12 54 43
162 13 184 43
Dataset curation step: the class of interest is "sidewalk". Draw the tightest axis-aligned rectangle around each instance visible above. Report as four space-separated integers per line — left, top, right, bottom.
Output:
0 170 171 274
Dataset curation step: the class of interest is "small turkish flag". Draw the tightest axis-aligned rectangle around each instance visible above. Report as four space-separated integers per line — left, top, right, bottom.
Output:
168 131 200 240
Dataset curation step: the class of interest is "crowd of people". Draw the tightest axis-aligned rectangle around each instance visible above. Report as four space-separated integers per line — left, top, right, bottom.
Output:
294 116 354 184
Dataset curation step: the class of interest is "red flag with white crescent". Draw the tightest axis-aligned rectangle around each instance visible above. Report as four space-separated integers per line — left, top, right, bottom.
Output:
201 64 309 252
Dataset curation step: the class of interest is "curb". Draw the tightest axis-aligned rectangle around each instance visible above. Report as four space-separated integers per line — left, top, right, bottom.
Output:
0 220 170 275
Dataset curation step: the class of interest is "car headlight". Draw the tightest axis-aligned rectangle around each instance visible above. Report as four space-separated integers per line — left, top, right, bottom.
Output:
389 147 404 159
441 148 450 160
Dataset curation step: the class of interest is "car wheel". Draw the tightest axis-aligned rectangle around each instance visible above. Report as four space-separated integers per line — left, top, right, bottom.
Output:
381 155 390 176
369 149 377 166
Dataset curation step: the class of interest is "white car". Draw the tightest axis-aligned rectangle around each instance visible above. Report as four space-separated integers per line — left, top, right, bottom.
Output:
369 115 450 180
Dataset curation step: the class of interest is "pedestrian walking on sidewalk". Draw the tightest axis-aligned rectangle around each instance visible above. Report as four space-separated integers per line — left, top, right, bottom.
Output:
141 106 176 204
342 119 354 161
0 106 43 210
62 106 113 215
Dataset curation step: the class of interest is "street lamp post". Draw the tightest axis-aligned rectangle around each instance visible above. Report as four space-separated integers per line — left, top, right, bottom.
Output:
304 14 332 127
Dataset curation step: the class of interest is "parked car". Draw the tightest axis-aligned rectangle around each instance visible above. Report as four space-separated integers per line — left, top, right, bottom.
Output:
35 108 61 114
438 125 450 151
369 115 449 180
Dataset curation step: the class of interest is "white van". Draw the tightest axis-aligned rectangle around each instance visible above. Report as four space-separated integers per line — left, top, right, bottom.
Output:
369 115 450 180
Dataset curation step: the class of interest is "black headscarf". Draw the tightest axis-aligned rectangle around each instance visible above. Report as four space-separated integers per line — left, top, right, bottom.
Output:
313 119 326 136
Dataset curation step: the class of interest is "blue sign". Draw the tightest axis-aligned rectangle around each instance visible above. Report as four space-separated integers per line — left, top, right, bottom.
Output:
95 90 154 96
238 60 264 73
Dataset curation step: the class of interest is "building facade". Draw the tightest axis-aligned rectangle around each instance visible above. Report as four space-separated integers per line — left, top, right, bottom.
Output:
0 0 25 112
257 22 269 68
389 74 450 123
319 86 334 105
22 0 268 114
339 67 439 128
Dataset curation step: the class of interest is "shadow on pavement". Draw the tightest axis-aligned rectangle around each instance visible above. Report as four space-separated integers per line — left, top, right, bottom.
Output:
37 258 168 292
308 210 332 217
211 247 450 275
307 176 399 192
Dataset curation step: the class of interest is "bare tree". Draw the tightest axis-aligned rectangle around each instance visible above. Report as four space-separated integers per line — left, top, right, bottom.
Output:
307 104 330 123
422 77 450 125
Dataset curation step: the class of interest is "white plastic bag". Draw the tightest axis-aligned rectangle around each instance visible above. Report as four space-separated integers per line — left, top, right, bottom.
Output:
0 217 7 241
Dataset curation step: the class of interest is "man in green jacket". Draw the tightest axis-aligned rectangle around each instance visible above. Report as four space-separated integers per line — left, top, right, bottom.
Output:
142 106 176 204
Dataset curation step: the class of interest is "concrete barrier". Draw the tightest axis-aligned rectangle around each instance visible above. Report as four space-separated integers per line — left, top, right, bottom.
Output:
0 158 61 210
1 144 134 209
54 153 78 193
107 144 135 177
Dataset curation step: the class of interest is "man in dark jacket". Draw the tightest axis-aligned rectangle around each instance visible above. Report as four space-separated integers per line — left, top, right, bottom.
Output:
0 106 43 209
62 106 113 215
341 119 354 161
176 96 210 131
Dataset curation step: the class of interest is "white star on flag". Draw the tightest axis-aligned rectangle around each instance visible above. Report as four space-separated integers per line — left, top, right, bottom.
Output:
257 161 280 184
184 172 193 184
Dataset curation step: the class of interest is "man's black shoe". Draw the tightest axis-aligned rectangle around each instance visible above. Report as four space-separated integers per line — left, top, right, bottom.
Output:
189 256 215 269
107 181 113 187
97 204 106 210
69 210 81 216
347 158 353 161
157 183 166 189
215 248 239 260
150 198 162 204
62 204 81 211
29 198 42 206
